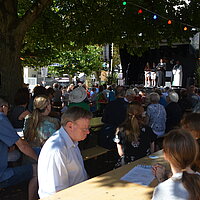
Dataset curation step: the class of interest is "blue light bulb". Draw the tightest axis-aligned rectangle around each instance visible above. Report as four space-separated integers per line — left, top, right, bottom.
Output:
153 15 157 20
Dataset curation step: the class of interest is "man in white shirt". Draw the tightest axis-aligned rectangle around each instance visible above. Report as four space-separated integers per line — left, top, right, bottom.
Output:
38 106 92 198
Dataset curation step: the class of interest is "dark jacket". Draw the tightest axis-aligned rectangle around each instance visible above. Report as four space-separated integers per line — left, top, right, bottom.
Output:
165 102 182 133
102 98 128 126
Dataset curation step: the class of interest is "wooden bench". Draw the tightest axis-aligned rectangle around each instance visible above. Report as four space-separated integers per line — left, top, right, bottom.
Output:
81 146 110 161
90 117 104 132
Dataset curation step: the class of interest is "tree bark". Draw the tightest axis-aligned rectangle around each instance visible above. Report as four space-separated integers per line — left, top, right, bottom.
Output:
0 0 52 103
0 33 23 103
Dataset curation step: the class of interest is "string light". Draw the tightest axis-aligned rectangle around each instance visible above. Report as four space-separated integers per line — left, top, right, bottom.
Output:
153 15 157 20
168 20 172 25
122 1 127 6
125 2 199 30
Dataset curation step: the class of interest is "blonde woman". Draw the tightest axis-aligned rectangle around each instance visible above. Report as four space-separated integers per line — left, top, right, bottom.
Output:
24 95 60 149
152 129 200 200
114 102 157 166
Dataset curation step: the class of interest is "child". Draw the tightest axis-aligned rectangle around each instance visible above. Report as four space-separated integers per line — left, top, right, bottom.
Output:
152 129 200 200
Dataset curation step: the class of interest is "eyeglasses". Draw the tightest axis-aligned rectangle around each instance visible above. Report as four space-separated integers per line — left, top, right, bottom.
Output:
73 122 91 132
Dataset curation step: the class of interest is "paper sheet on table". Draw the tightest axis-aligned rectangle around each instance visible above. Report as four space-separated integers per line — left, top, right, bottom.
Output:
120 165 155 186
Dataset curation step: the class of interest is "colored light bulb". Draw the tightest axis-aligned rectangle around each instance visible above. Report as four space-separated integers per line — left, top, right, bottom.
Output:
184 26 188 31
168 20 172 24
122 1 127 6
138 9 143 14
153 15 157 19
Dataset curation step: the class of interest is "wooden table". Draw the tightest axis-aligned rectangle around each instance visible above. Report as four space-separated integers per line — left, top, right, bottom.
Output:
81 146 110 161
41 150 168 200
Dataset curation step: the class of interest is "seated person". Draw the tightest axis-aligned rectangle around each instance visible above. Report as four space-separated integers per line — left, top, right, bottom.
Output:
165 91 182 133
96 85 108 113
124 88 136 103
89 87 98 112
152 129 200 200
100 86 128 149
178 88 193 114
9 88 30 129
151 113 200 184
114 102 157 167
186 85 199 109
52 83 62 107
46 87 61 119
24 95 60 149
68 86 90 111
181 113 200 172
28 85 46 112
38 107 92 198
0 97 38 200
146 92 166 136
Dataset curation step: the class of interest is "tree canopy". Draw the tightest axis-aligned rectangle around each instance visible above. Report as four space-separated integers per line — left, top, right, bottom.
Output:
47 44 103 77
21 0 200 64
0 0 199 101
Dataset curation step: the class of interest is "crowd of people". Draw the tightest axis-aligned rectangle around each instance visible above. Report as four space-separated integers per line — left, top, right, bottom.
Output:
0 81 200 200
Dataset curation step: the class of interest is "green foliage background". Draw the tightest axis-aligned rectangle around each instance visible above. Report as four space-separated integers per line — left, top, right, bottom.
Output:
19 0 200 76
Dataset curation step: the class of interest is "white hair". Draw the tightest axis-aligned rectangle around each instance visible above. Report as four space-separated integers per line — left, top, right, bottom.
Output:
168 91 179 103
125 89 136 96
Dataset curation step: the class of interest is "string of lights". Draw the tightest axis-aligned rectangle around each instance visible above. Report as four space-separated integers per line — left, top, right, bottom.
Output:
121 1 200 31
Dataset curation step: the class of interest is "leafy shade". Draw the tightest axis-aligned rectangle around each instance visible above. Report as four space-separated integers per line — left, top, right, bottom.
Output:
47 45 104 77
21 0 200 61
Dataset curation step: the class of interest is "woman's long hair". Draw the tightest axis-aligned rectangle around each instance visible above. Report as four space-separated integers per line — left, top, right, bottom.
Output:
163 129 200 200
119 102 144 143
24 95 50 143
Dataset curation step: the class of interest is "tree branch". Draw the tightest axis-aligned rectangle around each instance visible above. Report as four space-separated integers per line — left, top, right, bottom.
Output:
0 0 18 34
17 0 52 35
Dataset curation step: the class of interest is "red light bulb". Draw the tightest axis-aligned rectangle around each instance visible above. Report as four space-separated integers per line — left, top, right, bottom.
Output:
138 9 143 14
168 20 172 25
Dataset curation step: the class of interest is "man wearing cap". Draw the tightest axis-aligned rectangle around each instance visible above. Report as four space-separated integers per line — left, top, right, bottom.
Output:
68 86 90 111
38 106 92 198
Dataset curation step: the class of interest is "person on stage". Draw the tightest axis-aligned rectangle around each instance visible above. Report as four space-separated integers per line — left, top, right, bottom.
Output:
151 62 157 87
156 59 166 87
144 62 151 87
172 60 183 88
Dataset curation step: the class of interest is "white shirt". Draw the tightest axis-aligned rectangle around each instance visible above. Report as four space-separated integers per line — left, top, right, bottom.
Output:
152 172 200 200
38 127 88 198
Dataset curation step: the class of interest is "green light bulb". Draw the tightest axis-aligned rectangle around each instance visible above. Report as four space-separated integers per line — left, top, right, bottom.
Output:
123 1 127 6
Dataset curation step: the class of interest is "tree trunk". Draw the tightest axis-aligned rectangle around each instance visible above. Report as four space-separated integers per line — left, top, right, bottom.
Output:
0 0 52 103
0 33 23 104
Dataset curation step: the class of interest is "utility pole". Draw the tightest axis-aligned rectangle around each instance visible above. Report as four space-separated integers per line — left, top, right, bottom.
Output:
103 43 113 83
